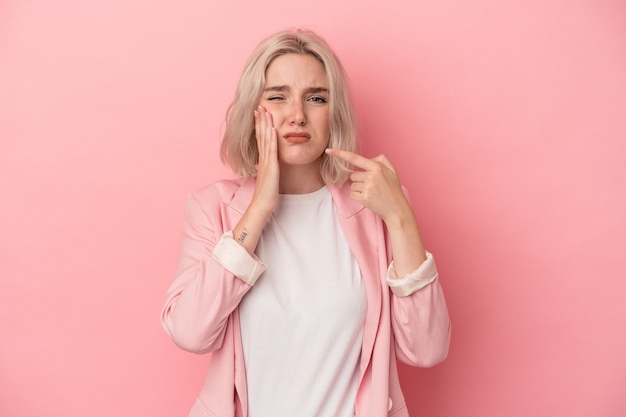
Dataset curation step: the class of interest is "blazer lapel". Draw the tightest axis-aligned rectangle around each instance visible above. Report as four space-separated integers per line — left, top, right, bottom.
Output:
228 178 256 215
328 183 383 376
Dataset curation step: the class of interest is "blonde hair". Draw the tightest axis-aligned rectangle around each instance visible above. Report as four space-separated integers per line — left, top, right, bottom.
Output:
219 29 357 184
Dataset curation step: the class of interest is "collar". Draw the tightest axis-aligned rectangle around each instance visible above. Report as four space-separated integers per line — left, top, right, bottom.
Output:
229 178 365 218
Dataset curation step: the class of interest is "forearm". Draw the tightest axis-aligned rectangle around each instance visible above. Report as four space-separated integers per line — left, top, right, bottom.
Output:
384 200 427 277
232 200 273 255
161 191 265 354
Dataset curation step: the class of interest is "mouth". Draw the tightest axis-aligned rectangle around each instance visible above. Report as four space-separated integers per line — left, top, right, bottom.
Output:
283 132 311 143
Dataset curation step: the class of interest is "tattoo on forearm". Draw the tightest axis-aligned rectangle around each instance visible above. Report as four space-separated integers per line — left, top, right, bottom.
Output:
238 228 249 243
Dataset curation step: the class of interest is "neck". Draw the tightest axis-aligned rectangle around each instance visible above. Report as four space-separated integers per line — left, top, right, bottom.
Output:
279 163 325 194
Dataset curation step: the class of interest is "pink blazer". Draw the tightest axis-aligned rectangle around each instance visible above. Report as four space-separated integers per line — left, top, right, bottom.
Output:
162 179 451 417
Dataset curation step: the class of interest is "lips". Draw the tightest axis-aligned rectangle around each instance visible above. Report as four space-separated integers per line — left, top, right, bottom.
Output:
284 132 311 143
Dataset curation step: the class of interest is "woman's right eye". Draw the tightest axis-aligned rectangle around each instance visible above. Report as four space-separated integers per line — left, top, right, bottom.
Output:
267 96 284 101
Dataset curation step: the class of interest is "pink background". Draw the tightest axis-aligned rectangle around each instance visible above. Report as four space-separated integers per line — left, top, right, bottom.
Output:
1 0 625 416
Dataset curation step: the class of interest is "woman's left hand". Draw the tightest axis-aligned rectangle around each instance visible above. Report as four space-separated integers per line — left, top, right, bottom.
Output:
326 148 427 275
325 148 411 223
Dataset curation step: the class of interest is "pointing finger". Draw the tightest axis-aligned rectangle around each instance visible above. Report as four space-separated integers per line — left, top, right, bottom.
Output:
371 154 397 173
325 148 377 171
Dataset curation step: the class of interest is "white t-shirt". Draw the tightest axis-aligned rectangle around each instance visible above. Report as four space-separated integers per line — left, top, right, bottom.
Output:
239 186 367 417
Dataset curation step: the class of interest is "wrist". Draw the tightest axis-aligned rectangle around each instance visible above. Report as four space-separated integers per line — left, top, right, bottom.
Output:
248 198 275 222
382 201 416 230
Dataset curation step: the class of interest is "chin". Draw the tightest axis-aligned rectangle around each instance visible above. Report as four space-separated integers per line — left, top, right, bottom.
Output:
279 150 324 165
278 155 323 167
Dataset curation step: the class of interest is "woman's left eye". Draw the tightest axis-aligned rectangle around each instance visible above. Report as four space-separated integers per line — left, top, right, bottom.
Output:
308 96 328 104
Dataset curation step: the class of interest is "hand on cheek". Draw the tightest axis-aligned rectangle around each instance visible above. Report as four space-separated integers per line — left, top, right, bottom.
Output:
252 106 280 215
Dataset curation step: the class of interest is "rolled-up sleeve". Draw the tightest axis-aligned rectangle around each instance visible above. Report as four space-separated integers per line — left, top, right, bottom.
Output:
212 231 267 286
386 251 437 296
386 251 451 367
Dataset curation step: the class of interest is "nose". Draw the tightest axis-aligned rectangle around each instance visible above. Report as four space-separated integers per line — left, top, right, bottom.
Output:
289 100 306 126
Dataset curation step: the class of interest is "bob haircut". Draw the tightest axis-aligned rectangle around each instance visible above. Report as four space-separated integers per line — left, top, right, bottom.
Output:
219 29 357 185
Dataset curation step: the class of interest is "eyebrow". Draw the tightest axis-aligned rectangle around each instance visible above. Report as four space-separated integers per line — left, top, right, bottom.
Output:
263 85 329 94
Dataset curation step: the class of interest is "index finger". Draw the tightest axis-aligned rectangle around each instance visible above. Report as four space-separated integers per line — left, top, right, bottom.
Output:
325 148 376 170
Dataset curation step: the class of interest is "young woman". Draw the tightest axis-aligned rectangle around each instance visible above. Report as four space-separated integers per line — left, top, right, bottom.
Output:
161 29 451 417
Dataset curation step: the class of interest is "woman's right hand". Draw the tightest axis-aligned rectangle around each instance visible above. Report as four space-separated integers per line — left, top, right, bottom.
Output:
251 106 280 217
231 106 279 254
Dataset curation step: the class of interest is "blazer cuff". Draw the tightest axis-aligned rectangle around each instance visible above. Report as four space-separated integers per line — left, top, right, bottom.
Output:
211 231 267 285
386 251 438 297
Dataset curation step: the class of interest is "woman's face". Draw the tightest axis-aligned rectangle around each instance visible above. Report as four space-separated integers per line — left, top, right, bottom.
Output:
260 53 330 169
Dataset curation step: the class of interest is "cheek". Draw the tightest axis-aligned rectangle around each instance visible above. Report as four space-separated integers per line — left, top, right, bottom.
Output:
323 116 331 137
260 104 283 125
314 111 330 133
270 110 287 127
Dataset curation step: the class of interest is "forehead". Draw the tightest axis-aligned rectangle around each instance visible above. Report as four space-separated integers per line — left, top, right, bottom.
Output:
265 53 327 86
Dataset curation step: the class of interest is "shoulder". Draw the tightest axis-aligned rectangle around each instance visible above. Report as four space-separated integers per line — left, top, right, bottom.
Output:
190 178 246 202
186 178 254 216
